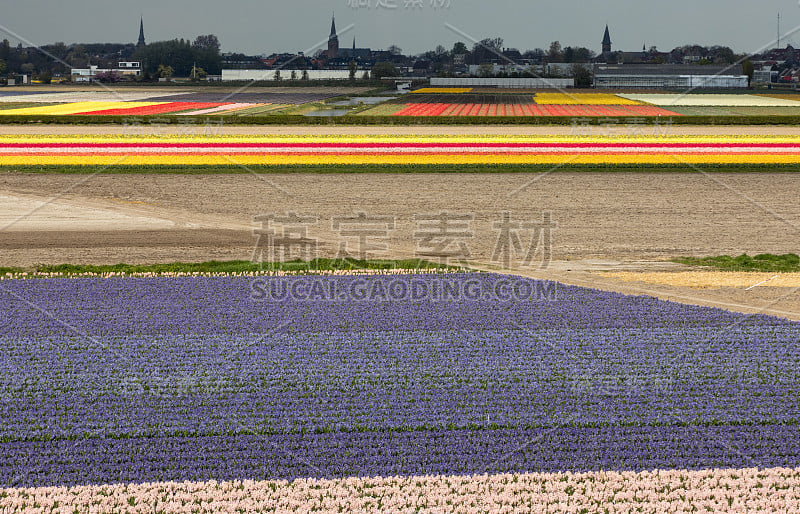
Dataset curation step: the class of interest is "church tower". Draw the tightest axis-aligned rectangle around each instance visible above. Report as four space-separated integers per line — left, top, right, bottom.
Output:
327 14 339 59
137 17 146 47
601 25 612 54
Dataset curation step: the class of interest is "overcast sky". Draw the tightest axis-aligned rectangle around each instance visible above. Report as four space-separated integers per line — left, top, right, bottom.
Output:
2 0 799 56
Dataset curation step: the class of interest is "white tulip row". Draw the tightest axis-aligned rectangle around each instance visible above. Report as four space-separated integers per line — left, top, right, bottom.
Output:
619 94 800 107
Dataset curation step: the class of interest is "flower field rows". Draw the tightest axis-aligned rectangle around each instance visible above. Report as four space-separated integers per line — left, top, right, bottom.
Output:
411 87 474 93
391 102 680 117
0 91 191 103
369 91 684 117
2 135 800 166
3 468 799 513
0 101 168 116
619 93 800 107
175 103 270 116
533 93 644 105
4 89 800 118
0 273 799 511
356 89 800 117
75 102 229 116
0 101 282 117
667 105 800 116
0 89 361 117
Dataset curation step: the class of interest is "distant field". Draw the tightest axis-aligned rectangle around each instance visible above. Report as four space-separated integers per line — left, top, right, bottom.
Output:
4 86 800 121
0 87 374 118
0 102 59 111
356 89 800 118
359 91 681 117
669 105 800 116
755 93 800 100
618 93 800 106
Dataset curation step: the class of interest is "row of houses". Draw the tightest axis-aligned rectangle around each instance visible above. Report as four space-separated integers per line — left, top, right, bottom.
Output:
60 16 752 88
751 45 800 84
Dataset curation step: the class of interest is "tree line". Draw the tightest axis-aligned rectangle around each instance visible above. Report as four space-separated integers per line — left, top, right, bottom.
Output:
0 35 222 81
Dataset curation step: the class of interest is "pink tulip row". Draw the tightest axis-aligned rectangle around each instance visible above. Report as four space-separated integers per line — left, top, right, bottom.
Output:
2 468 799 513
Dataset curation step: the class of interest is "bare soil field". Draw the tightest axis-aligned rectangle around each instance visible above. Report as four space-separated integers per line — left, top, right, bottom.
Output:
1 171 798 318
601 271 800 288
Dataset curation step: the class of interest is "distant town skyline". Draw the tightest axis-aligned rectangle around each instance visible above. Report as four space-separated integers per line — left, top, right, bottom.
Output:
2 0 800 57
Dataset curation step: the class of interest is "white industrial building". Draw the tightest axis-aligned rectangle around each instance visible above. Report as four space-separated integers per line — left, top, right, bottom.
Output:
430 77 575 89
221 69 354 81
593 65 748 89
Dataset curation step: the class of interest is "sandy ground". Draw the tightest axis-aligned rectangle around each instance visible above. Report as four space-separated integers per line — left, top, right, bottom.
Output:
482 264 800 322
0 193 179 232
3 125 800 136
601 271 800 288
1 171 798 319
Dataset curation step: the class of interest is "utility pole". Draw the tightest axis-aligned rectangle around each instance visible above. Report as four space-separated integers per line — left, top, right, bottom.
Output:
778 12 781 50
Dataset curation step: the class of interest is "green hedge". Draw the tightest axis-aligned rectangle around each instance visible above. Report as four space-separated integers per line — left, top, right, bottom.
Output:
3 114 800 125
674 253 800 272
17 259 458 275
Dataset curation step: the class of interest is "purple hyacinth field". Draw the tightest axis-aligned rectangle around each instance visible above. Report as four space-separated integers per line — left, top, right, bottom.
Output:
1 273 800 510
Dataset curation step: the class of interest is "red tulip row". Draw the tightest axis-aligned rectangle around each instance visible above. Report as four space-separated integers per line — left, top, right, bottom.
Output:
76 102 229 116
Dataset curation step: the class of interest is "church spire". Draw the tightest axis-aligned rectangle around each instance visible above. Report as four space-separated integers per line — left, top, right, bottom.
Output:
137 16 146 47
327 13 339 59
601 24 612 54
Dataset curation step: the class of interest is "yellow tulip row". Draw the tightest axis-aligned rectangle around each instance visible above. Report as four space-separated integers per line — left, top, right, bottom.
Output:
3 135 800 144
0 102 166 116
533 93 643 105
411 88 473 93
2 155 798 166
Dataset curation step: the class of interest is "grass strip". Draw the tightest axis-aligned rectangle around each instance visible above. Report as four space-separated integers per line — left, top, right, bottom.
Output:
674 253 800 272
3 259 461 277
